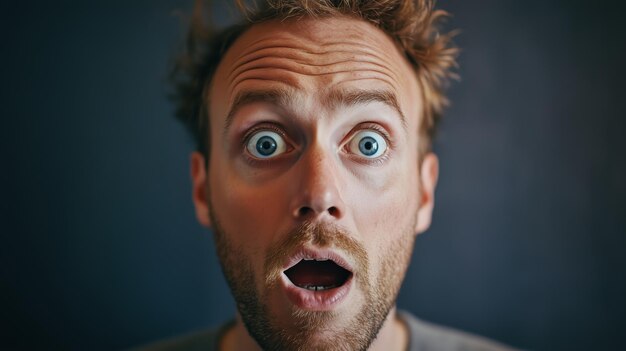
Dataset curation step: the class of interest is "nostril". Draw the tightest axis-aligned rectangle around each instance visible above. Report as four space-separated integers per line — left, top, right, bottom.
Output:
327 206 340 217
296 206 339 218
298 207 313 217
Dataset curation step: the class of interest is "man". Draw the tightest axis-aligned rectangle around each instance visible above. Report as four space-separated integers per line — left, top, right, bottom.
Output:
141 0 517 350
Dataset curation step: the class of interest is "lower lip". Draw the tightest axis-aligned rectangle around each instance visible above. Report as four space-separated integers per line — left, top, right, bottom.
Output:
281 274 353 311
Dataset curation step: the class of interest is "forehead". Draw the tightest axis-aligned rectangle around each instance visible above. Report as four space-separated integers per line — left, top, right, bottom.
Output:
209 16 421 129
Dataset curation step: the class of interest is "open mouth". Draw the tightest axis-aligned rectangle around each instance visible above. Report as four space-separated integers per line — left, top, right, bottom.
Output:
284 258 352 291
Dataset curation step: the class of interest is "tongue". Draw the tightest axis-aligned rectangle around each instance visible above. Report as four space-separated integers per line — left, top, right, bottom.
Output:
285 260 349 288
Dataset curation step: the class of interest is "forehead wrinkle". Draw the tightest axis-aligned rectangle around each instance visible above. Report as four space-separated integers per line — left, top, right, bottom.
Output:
335 76 400 92
227 73 303 98
229 40 400 75
228 60 399 89
227 68 400 101
226 48 403 97
231 38 399 69
227 34 403 80
234 32 399 59
228 52 402 86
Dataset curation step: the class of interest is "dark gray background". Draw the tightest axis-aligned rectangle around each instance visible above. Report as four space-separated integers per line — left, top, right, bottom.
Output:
2 1 625 350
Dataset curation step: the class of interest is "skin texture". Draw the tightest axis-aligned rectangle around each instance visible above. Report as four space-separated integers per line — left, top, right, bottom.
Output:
190 15 439 351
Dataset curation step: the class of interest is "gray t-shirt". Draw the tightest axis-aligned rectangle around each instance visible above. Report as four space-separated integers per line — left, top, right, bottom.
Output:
135 310 518 351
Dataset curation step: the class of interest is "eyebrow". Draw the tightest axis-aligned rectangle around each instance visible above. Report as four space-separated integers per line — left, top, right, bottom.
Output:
223 87 406 134
326 89 407 129
223 88 296 134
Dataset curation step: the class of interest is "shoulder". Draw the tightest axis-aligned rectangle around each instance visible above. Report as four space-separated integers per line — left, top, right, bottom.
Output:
398 311 521 351
130 321 233 351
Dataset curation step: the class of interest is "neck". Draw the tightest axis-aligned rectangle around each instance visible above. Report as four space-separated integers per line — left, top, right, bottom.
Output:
219 306 408 351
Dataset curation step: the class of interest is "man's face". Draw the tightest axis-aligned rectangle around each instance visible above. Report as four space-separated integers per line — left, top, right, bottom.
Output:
191 16 438 351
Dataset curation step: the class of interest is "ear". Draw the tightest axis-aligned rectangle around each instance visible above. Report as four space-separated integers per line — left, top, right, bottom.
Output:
415 153 439 234
190 152 211 228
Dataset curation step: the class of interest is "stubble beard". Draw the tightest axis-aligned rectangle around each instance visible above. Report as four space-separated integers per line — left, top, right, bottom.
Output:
210 209 416 351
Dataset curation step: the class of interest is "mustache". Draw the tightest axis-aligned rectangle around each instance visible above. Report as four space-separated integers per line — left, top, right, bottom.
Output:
264 221 369 286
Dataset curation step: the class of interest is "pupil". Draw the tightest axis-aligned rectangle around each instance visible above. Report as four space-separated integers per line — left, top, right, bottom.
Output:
359 137 378 156
256 136 277 156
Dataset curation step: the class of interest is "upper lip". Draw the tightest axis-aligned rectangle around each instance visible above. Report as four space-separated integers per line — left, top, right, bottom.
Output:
282 247 355 274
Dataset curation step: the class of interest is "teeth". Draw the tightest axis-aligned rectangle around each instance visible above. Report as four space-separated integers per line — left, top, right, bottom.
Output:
302 285 337 291
301 257 329 261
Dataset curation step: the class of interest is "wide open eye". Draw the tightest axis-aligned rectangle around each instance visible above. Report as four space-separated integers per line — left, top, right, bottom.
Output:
348 130 387 158
246 130 288 158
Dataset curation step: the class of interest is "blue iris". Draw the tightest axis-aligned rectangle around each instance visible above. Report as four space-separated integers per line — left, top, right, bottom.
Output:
359 136 378 156
256 136 278 156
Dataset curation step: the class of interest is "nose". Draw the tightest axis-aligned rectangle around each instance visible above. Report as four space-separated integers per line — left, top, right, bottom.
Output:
290 145 345 221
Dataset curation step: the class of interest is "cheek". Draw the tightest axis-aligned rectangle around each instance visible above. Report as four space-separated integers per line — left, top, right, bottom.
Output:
351 174 418 283
209 166 292 280
350 163 419 245
210 168 291 243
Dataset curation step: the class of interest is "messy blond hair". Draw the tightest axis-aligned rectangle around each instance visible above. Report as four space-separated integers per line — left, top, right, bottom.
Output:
171 0 458 156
